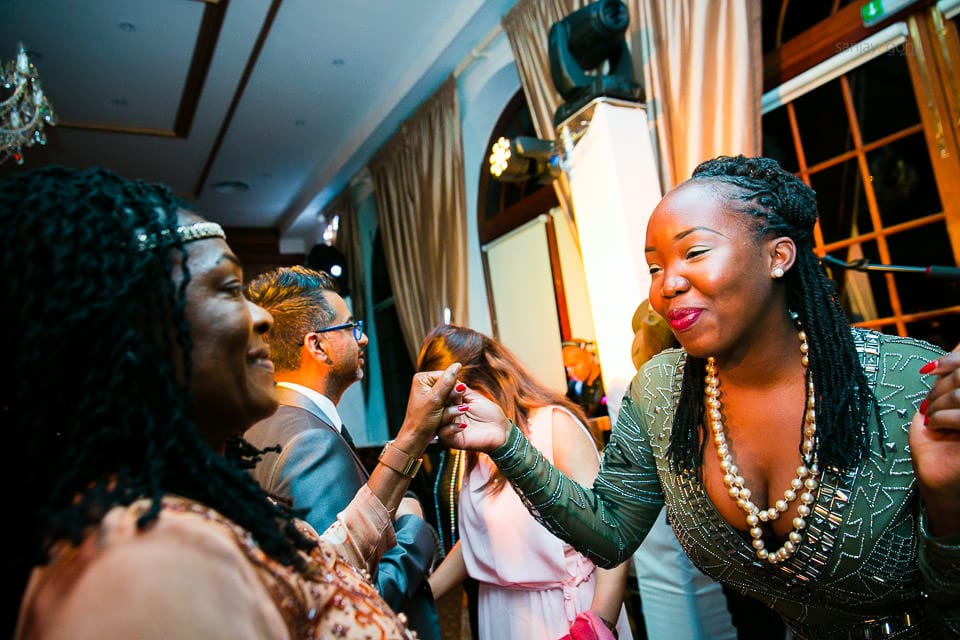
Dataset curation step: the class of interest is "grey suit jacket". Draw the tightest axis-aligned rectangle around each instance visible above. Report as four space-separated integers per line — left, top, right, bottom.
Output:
245 386 439 639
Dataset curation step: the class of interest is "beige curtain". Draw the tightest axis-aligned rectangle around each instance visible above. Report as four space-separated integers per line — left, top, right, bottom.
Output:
502 0 762 192
326 188 366 341
368 76 468 360
628 0 763 190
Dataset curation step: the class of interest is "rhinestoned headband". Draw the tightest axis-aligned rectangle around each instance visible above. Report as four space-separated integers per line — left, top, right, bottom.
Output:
136 221 226 252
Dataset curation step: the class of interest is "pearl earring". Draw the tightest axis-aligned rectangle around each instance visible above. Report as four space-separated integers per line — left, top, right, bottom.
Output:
772 267 785 279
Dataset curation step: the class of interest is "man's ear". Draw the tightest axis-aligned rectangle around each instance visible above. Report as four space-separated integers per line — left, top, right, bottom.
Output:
304 333 327 359
769 236 797 274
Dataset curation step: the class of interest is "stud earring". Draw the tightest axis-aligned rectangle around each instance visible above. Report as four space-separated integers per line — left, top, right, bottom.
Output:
772 267 785 279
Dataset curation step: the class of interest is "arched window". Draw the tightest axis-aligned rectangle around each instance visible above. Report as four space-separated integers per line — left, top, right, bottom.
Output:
477 89 560 245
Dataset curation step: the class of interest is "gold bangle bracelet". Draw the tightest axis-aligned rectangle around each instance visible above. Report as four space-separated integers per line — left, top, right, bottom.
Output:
378 441 423 478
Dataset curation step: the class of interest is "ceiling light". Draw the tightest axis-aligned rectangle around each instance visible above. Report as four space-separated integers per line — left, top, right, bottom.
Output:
1 43 57 165
212 180 250 194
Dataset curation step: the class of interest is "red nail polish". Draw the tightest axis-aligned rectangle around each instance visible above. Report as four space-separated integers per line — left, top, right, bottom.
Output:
919 399 927 415
458 423 468 429
457 404 469 413
923 414 929 426
455 383 466 393
919 360 937 374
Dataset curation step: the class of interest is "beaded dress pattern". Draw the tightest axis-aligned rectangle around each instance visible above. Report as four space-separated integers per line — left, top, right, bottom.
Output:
166 500 418 639
17 497 416 640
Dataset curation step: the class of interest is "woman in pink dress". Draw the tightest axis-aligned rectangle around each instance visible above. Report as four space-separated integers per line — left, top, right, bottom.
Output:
419 325 634 640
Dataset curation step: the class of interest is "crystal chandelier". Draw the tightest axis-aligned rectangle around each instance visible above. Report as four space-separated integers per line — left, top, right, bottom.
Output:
1 44 57 165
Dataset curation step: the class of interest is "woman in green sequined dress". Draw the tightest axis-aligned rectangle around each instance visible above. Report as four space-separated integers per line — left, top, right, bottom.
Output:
437 156 960 639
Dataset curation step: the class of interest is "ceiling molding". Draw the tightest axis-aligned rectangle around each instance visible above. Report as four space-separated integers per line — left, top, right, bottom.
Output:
192 0 283 197
57 0 227 140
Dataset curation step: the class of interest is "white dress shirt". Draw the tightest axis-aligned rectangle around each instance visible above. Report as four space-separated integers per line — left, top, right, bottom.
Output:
274 381 342 432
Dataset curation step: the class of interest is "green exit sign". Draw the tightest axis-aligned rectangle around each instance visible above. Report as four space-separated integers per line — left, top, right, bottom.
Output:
861 0 918 26
861 0 883 22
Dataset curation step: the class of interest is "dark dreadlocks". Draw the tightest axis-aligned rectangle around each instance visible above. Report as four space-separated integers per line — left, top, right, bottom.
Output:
666 155 876 475
1 167 314 631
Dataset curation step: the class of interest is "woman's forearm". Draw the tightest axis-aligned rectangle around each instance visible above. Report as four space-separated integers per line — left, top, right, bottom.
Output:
589 560 630 624
427 540 467 600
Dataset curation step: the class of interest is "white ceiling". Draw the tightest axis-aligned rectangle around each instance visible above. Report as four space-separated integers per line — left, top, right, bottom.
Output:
1 0 517 249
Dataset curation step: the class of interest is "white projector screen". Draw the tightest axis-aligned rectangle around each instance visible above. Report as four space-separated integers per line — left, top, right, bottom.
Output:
482 214 567 393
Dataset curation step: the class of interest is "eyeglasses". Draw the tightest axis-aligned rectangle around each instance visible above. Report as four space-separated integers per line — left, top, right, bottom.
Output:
315 319 364 341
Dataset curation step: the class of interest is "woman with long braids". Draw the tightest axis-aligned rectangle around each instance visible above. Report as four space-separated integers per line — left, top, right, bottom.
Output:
435 156 960 639
2 166 463 639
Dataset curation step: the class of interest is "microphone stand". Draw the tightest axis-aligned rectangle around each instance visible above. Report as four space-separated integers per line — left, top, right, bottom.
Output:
820 254 960 280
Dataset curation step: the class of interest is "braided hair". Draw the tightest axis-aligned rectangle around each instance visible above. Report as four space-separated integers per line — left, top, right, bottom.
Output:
1 167 314 599
666 156 875 474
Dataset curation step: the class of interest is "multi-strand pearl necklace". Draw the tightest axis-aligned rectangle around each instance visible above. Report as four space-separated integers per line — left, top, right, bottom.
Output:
704 327 820 565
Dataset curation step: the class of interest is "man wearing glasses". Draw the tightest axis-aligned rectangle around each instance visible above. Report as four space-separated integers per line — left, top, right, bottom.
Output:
244 266 440 640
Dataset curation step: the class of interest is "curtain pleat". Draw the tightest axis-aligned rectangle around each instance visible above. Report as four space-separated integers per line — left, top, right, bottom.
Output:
628 0 762 189
368 77 468 361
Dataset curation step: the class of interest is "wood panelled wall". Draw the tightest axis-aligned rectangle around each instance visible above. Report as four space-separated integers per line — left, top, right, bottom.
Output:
222 226 304 283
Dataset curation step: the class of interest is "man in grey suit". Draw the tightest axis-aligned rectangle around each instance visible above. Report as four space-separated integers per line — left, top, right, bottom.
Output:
244 266 439 639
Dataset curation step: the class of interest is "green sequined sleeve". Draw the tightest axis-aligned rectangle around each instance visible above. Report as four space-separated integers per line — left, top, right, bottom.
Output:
918 510 960 636
489 377 665 568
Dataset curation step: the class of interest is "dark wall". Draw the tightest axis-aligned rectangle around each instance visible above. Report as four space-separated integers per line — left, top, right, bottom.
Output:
223 227 304 283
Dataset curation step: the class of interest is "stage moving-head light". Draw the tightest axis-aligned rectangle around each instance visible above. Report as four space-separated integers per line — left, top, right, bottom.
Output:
548 0 643 126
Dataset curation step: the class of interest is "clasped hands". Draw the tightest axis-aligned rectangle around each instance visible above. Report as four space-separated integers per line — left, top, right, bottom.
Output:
400 345 960 540
391 363 511 458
